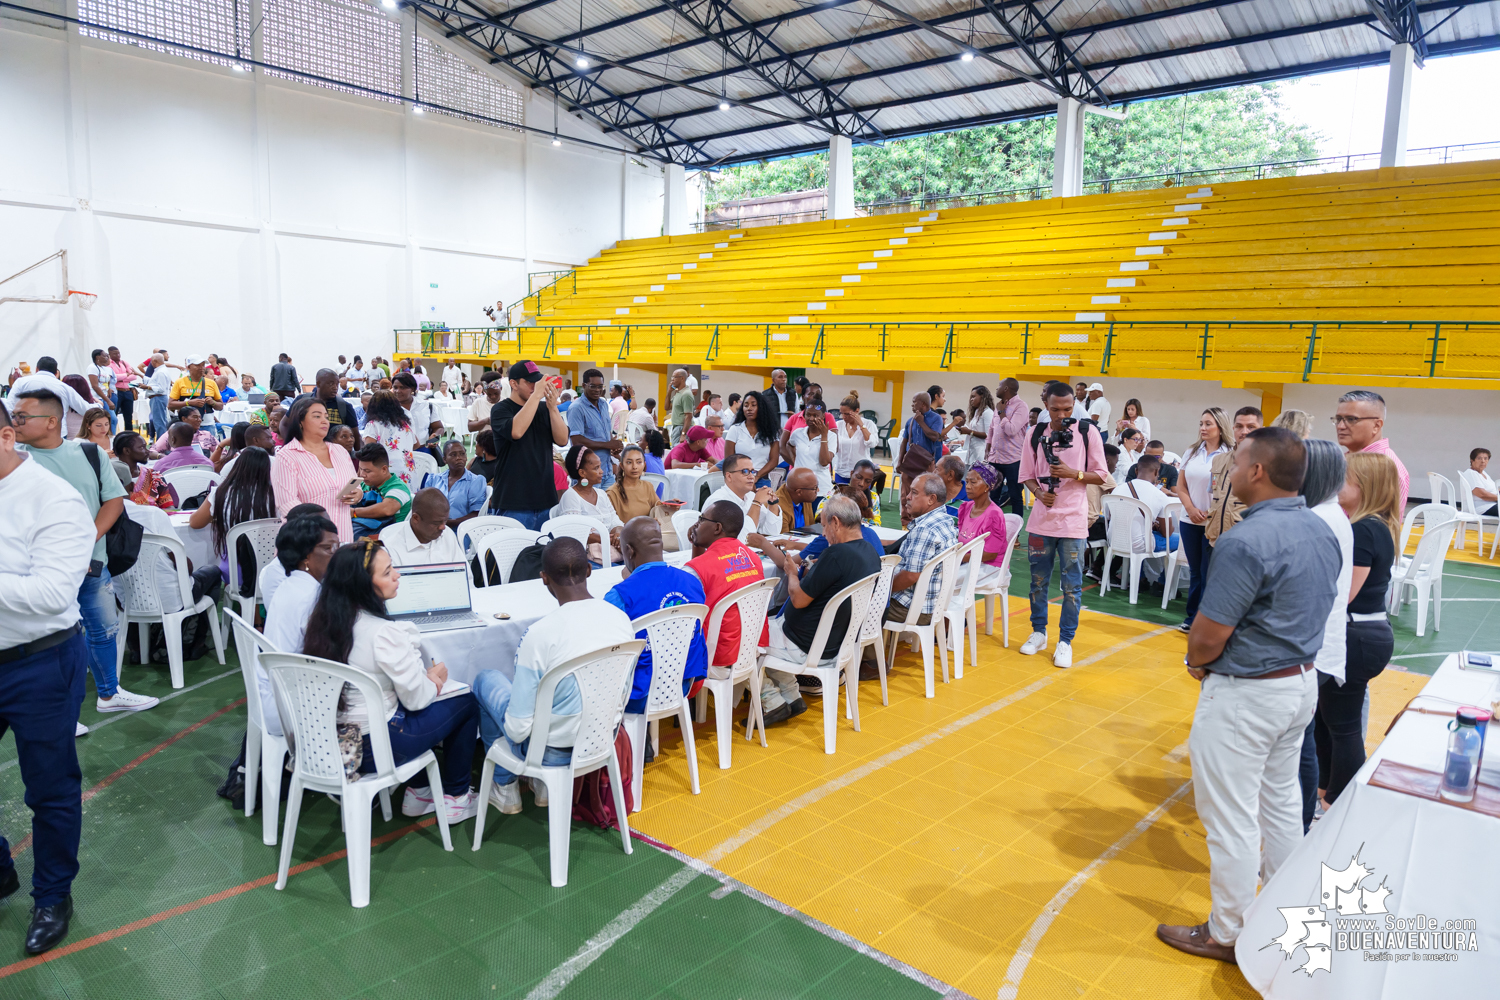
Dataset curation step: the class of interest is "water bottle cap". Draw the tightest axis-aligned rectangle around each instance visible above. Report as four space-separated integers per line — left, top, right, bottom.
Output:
1455 706 1490 726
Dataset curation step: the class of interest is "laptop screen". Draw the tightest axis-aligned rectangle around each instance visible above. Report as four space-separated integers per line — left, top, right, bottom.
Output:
385 563 472 617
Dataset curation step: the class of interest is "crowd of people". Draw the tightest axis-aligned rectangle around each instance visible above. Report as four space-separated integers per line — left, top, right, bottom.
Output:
0 344 1467 970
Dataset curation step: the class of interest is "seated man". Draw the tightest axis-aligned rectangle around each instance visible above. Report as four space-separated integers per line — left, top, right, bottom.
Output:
686 501 771 673
702 414 726 463
472 538 636 814
1084 444 1121 580
1463 447 1498 515
351 441 413 540
667 425 715 469
137 420 213 502
777 468 820 534
261 515 339 737
1138 440 1181 486
936 453 968 516
257 503 329 607
1109 454 1178 587
703 453 780 543
865 473 957 676
604 517 708 714
380 488 464 566
758 496 881 725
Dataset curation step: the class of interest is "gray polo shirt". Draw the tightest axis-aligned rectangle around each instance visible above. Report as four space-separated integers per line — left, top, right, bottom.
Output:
1198 496 1340 677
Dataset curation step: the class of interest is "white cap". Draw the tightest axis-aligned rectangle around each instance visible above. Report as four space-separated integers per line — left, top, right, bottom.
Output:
1088 382 1104 392
184 354 206 366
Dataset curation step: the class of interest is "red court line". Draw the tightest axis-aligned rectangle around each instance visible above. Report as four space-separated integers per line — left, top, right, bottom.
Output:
0 816 438 980
11 698 246 858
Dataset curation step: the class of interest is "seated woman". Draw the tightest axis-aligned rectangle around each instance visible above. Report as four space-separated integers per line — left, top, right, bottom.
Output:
606 444 664 522
76 407 114 455
641 428 668 476
557 444 623 565
210 421 249 473
190 445 277 596
153 405 217 455
956 463 1008 588
302 540 481 822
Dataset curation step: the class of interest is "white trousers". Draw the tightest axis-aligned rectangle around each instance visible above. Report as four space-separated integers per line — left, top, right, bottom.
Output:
1188 669 1317 945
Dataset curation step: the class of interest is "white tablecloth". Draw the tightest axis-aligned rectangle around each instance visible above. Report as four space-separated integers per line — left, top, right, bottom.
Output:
167 511 217 573
1239 653 1500 995
661 468 710 504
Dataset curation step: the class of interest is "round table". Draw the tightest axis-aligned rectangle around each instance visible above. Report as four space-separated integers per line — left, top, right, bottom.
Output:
661 468 711 504
167 510 217 572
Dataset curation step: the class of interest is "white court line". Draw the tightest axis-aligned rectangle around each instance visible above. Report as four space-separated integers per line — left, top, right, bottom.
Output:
524 623 1175 999
995 780 1193 1000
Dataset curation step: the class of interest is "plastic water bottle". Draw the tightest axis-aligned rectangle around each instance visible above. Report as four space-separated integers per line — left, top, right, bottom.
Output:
1439 708 1485 803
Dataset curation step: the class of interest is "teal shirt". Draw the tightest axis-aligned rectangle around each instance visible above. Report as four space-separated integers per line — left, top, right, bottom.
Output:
21 440 126 562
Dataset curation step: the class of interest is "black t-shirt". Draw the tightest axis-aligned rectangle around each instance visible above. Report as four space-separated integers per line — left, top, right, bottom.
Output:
1350 516 1395 614
1126 462 1177 491
491 397 557 512
469 455 499 485
783 538 881 660
295 393 358 442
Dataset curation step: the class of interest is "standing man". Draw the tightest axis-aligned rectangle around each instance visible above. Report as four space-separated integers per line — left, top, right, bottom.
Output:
12 390 159 719
566 367 621 488
985 377 1028 516
768 369 800 418
489 361 568 529
4 358 92 427
168 355 224 424
1334 389 1409 510
296 369 359 443
0 402 99 954
267 353 300 398
1205 406 1262 545
441 358 464 393
897 391 944 509
1081 383 1111 431
1018 382 1109 669
141 354 175 439
668 368 695 445
1157 428 1339 965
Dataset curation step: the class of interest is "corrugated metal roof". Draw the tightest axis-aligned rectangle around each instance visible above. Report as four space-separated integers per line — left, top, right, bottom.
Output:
426 0 1500 164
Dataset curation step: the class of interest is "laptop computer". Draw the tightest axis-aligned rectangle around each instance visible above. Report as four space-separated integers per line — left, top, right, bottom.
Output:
384 562 486 632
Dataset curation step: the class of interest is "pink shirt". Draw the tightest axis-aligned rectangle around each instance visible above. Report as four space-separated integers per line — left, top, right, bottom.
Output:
667 442 711 467
986 396 1029 465
1018 421 1109 539
1356 438 1409 512
271 437 356 543
958 500 1008 564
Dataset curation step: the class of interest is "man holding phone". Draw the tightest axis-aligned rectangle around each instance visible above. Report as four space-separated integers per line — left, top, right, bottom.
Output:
489 361 569 530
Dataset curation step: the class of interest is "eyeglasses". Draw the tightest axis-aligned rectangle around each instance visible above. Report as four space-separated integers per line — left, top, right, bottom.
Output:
1330 415 1378 426
10 413 56 425
728 466 756 476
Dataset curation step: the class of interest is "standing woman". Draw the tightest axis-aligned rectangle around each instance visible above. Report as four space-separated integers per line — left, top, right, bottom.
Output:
271 396 361 543
303 541 481 822
108 346 145 432
833 395 874 484
959 386 995 467
723 390 780 488
87 348 117 430
1171 406 1232 632
190 445 277 594
1113 398 1149 445
1319 452 1400 806
361 389 420 487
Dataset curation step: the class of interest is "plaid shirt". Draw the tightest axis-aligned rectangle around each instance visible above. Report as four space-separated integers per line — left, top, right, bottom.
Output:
893 506 959 614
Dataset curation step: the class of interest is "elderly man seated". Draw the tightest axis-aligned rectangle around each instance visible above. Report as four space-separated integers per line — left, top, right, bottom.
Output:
667 425 716 469
471 538 636 814
703 453 780 543
380 488 464 565
686 501 770 671
936 453 968 516
757 495 881 725
604 517 708 716
777 468 820 534
862 472 957 678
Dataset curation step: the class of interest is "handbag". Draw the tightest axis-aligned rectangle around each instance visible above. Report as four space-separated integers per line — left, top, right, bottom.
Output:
81 442 143 576
896 416 935 478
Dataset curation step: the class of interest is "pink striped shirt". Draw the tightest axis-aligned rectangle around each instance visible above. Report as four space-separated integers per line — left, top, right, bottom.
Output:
271 437 356 543
1355 437 1409 512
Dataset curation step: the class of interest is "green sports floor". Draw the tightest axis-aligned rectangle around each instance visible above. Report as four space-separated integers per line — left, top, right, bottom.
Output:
0 510 1494 999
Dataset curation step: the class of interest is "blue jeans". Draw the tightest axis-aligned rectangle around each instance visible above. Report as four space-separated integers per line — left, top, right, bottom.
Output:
149 396 169 439
356 694 480 797
1179 522 1211 625
494 509 550 531
1152 532 1181 553
0 631 86 906
1027 534 1085 644
78 569 119 699
473 670 572 785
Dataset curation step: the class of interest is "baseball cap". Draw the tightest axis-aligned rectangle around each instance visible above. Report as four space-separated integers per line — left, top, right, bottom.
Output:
1088 382 1104 392
184 354 206 366
507 360 544 383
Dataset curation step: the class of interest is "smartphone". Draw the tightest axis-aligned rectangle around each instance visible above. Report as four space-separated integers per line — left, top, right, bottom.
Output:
341 477 363 500
546 375 565 393
1465 652 1495 670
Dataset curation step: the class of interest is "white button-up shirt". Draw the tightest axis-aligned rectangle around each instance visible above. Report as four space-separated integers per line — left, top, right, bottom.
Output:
380 519 464 566
0 456 96 647
5 371 93 418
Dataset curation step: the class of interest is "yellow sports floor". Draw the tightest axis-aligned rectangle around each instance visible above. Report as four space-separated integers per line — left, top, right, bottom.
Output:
629 603 1427 999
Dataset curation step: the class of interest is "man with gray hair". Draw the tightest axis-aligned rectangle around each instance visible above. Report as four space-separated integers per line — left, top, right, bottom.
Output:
868 472 958 680
756 494 881 724
1333 389 1407 510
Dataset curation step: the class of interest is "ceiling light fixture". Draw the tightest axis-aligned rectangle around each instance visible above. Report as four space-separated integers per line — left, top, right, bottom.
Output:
575 56 589 69
413 104 423 114
552 138 562 146
381 0 395 8
960 51 974 62
719 101 731 112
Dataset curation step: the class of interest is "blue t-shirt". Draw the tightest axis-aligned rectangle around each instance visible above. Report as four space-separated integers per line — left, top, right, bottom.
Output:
603 562 708 709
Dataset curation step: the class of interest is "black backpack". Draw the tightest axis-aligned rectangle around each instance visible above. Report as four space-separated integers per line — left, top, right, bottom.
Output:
81 442 143 576
507 532 554 583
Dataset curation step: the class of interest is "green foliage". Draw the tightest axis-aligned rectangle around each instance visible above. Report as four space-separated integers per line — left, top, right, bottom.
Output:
706 83 1322 207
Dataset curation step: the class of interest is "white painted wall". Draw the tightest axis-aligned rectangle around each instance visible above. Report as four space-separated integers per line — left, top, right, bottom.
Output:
0 17 665 380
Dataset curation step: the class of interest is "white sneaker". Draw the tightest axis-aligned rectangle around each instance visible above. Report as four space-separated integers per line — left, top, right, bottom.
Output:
96 687 160 713
1018 632 1048 656
443 790 479 824
528 776 549 807
487 781 522 815
76 721 90 737
401 785 435 818
1053 642 1073 669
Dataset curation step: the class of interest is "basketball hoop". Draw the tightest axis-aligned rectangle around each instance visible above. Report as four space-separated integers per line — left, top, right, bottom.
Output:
67 289 98 310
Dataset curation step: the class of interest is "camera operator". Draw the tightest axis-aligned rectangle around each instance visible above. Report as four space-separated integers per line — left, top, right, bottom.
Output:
1018 382 1109 668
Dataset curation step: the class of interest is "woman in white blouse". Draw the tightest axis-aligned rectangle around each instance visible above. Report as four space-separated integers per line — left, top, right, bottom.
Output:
833 396 874 483
1172 406 1231 631
1113 398 1150 447
301 540 482 823
558 444 623 565
786 400 834 496
722 390 780 488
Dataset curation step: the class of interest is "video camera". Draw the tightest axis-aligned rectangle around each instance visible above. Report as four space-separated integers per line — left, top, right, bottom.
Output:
1039 417 1078 494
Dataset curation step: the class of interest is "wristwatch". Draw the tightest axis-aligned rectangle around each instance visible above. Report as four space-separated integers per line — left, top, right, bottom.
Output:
1076 469 1084 480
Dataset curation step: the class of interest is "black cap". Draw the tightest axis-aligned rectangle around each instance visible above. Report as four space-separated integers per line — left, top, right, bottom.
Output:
507 360 544 383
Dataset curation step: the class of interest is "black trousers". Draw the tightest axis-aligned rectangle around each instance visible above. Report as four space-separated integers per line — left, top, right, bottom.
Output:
989 460 1024 516
1314 619 1394 804
116 389 134 432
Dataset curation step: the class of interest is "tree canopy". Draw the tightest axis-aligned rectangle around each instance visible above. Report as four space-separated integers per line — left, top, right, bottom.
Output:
707 84 1322 208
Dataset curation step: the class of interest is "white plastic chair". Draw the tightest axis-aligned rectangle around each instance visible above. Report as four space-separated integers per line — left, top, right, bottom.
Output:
1453 469 1498 553
113 530 227 688
855 554 901 706
541 514 613 562
1099 494 1160 605
1391 503 1456 610
882 543 957 699
473 528 540 586
412 450 439 481
758 571 878 754
1392 515 1458 636
693 577 778 768
472 639 645 887
261 652 453 908
671 508 699 551
975 513 1023 646
641 472 670 498
455 514 525 554
623 605 708 811
224 517 282 627
161 466 220 503
691 471 724 511
1158 500 1190 607
944 535 991 673
225 609 287 846
1427 473 1479 551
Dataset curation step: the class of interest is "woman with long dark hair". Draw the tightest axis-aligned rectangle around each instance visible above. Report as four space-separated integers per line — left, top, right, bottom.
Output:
723 389 780 488
270 395 361 542
361 389 419 486
641 428 668 476
188 445 276 592
211 421 249 473
302 541 481 822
